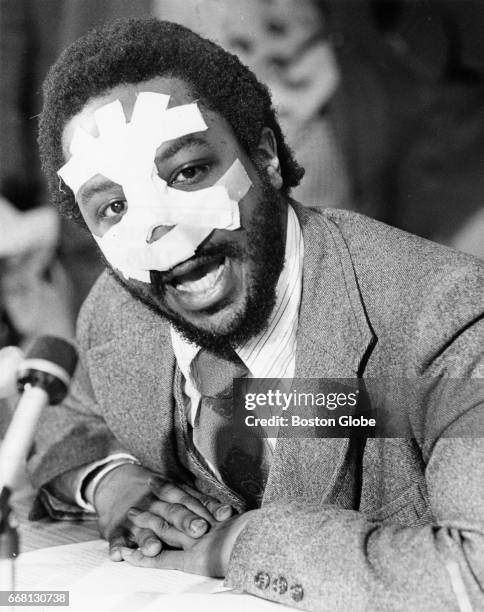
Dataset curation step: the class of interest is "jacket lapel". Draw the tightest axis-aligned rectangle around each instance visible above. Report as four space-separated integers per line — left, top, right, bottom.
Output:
293 204 375 379
264 205 376 505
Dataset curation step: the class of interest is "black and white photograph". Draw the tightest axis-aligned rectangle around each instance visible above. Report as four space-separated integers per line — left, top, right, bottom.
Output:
0 1 483 610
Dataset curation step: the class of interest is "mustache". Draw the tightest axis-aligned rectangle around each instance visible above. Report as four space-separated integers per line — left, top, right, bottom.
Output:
150 238 245 287
196 239 245 261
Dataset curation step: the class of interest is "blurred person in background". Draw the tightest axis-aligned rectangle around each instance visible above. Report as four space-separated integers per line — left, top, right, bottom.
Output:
395 84 484 260
164 0 351 210
377 0 484 258
0 0 104 356
1 0 79 435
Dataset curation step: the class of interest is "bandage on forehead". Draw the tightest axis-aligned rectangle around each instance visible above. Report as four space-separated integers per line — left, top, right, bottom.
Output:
59 95 208 192
58 92 253 282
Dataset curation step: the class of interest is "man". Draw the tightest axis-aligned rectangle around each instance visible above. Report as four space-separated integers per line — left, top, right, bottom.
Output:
29 18 484 611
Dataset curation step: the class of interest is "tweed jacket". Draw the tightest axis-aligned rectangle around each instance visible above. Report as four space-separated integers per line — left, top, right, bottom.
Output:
29 206 484 611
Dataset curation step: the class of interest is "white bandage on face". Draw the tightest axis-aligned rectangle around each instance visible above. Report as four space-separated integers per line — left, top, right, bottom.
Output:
58 93 252 282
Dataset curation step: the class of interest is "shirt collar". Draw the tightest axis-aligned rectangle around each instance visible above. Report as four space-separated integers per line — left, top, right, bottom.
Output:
171 204 304 381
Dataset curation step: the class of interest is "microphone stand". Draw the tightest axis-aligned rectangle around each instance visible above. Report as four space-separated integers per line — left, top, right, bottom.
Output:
0 336 77 602
0 486 18 594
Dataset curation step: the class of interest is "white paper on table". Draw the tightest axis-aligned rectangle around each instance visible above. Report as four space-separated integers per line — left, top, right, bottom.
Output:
142 592 290 612
70 592 286 612
12 539 291 612
13 539 108 591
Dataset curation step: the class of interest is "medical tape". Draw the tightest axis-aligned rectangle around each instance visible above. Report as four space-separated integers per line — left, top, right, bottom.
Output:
58 92 252 282
58 94 208 193
94 160 251 281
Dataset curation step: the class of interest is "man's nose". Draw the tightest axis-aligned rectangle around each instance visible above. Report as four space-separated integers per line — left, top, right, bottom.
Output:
146 225 174 244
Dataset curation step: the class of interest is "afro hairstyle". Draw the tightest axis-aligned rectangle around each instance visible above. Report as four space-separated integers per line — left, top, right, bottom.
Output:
39 17 304 225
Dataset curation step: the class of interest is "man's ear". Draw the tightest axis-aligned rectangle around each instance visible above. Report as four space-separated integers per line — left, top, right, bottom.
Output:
256 127 283 190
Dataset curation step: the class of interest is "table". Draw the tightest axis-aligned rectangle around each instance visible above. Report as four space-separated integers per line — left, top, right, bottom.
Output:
6 484 290 612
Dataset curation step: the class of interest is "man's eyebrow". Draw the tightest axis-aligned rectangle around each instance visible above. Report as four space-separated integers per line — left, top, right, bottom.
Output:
156 134 209 164
78 179 120 204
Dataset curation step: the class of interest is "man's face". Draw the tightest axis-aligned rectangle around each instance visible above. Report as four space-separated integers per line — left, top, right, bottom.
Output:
61 76 287 351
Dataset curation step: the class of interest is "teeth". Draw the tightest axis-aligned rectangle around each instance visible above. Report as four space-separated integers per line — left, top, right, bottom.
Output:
176 262 224 294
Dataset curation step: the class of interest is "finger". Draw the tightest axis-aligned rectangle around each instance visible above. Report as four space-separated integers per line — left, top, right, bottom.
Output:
127 509 196 549
202 499 233 522
178 483 234 522
108 529 134 562
138 501 208 538
150 478 232 523
149 479 214 526
120 547 187 571
131 526 163 557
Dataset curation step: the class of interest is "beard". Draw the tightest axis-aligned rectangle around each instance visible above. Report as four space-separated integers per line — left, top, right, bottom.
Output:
109 175 287 354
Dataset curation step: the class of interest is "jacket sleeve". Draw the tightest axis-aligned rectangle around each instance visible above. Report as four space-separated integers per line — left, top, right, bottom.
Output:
27 276 130 517
225 316 484 609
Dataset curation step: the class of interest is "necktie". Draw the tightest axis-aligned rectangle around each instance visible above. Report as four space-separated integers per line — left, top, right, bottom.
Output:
190 348 271 508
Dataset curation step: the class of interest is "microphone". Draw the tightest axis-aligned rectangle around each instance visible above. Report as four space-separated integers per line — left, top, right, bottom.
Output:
0 336 77 592
0 336 78 491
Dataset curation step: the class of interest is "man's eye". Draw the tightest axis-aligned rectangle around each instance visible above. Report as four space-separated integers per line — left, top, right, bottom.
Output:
101 200 127 219
170 164 209 186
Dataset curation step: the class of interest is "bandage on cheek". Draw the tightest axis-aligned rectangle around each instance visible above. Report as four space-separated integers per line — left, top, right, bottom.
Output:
93 160 251 282
57 92 253 282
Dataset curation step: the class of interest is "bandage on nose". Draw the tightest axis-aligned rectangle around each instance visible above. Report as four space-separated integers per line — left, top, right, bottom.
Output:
146 224 174 244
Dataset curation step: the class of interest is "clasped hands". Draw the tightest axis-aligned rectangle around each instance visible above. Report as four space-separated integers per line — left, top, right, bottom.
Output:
93 463 254 577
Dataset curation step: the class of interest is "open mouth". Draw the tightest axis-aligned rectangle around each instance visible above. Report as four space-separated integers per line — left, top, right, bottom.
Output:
158 253 238 313
154 247 243 313
170 254 226 294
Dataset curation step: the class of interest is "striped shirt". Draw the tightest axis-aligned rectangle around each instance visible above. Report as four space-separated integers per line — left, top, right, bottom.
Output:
171 204 304 450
